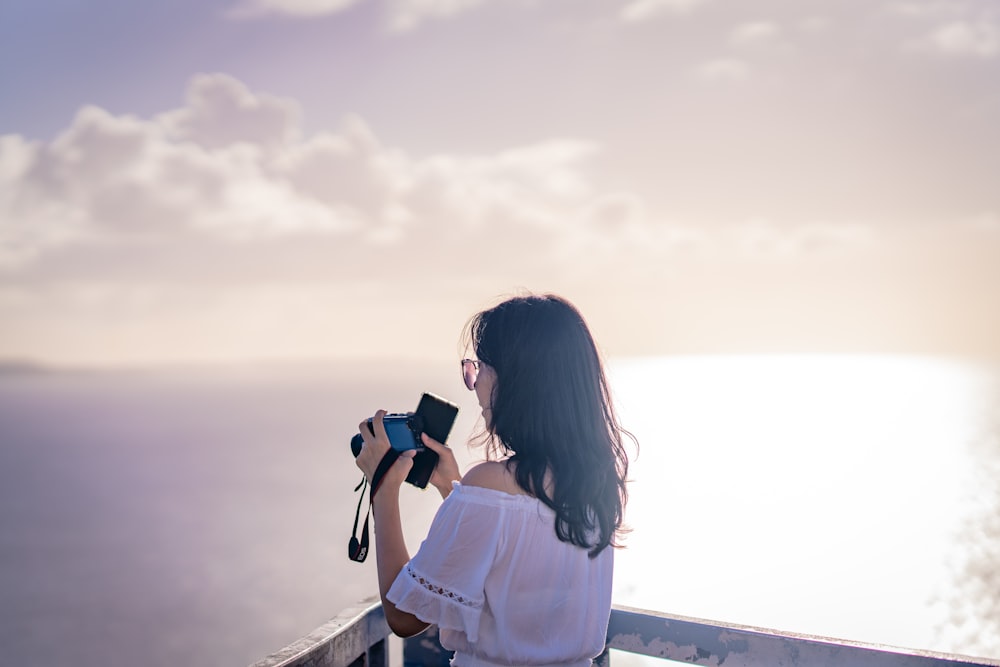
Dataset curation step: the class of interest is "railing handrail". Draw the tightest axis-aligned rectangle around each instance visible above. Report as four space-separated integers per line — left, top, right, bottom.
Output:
250 598 1000 667
606 604 1000 667
247 596 389 667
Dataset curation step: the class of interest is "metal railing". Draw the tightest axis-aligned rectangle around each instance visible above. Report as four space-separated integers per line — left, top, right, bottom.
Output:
249 597 1000 667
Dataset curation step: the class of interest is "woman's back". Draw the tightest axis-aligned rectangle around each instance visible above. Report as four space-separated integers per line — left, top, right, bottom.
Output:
389 479 613 667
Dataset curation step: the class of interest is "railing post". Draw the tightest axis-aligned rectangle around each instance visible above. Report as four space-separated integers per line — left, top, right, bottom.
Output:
403 625 452 667
341 637 387 667
368 638 387 667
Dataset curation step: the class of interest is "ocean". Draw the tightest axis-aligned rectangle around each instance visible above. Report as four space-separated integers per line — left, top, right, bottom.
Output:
0 355 997 666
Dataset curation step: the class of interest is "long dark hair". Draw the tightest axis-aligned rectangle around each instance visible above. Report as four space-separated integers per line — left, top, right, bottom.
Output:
465 294 635 557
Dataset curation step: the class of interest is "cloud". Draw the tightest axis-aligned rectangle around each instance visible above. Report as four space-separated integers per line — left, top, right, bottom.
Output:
889 1 974 19
730 20 781 46
227 0 363 19
0 134 88 269
0 73 657 363
1 73 922 366
2 72 887 284
385 0 491 32
226 0 494 30
0 73 630 279
726 219 875 259
891 2 1000 59
159 73 301 149
398 140 599 234
225 0 726 30
797 16 831 33
926 20 1000 58
620 0 709 23
694 58 750 82
0 101 347 273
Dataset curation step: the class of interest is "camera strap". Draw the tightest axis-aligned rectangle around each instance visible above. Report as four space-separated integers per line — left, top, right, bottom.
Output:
348 476 370 562
348 449 400 563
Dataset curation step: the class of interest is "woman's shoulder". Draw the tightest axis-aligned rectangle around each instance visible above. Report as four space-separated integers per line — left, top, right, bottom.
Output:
461 461 530 497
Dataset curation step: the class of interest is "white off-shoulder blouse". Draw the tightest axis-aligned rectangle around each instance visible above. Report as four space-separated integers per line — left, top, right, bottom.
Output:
387 482 613 667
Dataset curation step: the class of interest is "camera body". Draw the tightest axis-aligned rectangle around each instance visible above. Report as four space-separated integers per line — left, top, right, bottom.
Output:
350 393 459 489
351 413 425 456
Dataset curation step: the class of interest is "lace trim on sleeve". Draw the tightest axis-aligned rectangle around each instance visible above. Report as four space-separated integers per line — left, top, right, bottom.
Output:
404 564 483 609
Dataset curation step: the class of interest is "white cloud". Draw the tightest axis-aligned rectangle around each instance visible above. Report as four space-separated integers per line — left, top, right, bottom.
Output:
728 219 875 259
730 21 781 46
927 20 1000 58
227 0 363 19
0 134 89 269
620 0 709 23
395 139 600 245
891 2 1000 59
0 96 352 271
1 73 910 365
0 74 626 277
227 0 723 30
226 0 495 30
386 0 490 32
695 58 750 82
273 115 409 225
0 74 667 364
888 1 970 19
159 73 301 149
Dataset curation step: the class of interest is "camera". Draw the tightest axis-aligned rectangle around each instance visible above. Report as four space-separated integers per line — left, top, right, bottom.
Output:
350 392 459 489
351 413 425 456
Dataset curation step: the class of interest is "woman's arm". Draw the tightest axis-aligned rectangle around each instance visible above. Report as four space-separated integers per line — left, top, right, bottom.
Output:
355 410 430 637
372 485 431 637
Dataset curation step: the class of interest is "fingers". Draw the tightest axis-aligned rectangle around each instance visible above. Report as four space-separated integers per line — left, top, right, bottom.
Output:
357 419 372 444
420 432 447 452
357 409 388 445
377 449 414 489
355 410 390 480
372 409 389 440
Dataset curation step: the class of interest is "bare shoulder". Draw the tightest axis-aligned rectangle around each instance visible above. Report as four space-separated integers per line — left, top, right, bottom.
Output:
461 461 528 496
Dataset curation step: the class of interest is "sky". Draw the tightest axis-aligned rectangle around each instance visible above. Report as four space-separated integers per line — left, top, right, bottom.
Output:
1 0 999 366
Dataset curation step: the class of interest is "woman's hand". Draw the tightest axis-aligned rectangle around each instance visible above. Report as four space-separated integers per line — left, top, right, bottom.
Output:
422 432 461 500
355 410 415 492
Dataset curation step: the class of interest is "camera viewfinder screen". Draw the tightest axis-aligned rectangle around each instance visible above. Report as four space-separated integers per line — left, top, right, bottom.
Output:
384 420 419 451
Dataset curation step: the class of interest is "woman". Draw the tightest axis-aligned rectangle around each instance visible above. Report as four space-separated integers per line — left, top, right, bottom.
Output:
354 293 633 667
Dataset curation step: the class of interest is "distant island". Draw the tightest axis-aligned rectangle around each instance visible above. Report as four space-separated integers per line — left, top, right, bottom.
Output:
0 360 50 376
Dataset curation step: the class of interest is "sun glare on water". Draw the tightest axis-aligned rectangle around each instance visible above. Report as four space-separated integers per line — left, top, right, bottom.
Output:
608 354 993 656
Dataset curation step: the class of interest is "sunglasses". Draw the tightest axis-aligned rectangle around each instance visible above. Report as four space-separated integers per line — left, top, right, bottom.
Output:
461 359 481 391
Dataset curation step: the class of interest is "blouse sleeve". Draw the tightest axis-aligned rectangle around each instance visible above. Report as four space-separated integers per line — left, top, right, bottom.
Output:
386 484 502 643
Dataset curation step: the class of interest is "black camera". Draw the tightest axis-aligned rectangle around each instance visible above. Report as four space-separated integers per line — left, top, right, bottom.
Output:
350 392 459 489
351 413 425 456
